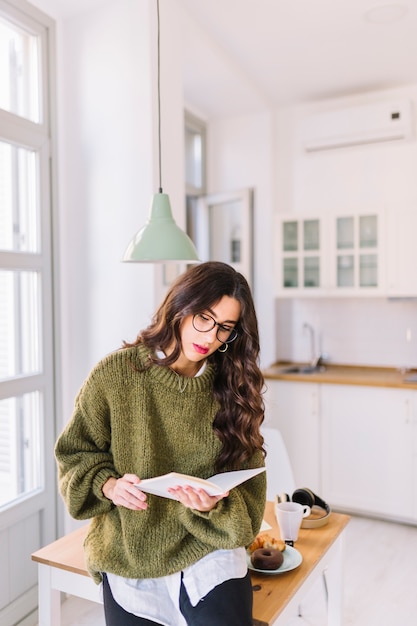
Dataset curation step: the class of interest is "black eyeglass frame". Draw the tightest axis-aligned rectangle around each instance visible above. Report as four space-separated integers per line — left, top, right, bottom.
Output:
192 313 239 344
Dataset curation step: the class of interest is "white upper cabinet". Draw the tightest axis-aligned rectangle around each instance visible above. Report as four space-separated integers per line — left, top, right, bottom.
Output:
329 211 385 295
276 210 385 296
386 208 417 298
276 214 326 295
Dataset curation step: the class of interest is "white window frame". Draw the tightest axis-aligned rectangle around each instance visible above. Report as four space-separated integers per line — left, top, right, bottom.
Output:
0 0 59 543
185 109 207 197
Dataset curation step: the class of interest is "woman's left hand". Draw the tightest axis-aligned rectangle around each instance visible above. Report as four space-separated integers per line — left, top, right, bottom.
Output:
167 485 229 512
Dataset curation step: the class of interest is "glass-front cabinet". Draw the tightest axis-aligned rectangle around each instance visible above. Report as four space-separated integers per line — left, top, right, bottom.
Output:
278 216 324 292
276 210 384 296
331 212 383 293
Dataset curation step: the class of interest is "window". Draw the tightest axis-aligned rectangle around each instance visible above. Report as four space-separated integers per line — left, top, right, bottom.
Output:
185 110 206 245
0 13 41 122
0 7 49 507
0 2 57 621
185 110 206 196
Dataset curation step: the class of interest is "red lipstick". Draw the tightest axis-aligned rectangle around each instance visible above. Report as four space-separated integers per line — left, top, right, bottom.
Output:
193 343 209 355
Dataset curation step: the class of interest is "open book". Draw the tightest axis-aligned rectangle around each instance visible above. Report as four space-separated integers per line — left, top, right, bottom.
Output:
135 467 265 500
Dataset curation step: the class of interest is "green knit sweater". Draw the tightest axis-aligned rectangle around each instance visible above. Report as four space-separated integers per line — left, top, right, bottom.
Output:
55 345 266 584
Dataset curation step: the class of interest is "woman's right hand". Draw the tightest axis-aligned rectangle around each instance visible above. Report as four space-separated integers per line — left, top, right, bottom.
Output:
102 474 148 510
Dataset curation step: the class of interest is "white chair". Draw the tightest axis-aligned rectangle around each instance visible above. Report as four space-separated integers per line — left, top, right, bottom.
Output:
261 426 296 502
261 426 328 623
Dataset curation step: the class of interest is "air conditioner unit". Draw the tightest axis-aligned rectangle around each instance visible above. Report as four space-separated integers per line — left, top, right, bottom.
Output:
302 100 413 152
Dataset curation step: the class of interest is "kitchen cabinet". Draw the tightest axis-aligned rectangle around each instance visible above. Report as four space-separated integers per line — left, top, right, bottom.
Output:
321 384 417 522
276 210 384 296
328 211 385 295
263 374 417 523
276 214 326 295
263 380 321 494
386 207 417 297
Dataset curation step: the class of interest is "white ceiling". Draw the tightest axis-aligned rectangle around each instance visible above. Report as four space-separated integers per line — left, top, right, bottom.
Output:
46 0 417 119
178 0 417 118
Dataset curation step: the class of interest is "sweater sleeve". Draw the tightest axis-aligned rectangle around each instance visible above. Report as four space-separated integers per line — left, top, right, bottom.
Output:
54 370 120 520
177 452 266 550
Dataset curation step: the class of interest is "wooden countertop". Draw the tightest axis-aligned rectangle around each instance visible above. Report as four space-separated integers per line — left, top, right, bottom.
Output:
251 502 350 626
263 362 417 389
32 524 90 576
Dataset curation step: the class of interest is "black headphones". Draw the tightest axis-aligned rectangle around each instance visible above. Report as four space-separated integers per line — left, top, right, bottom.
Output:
277 487 331 528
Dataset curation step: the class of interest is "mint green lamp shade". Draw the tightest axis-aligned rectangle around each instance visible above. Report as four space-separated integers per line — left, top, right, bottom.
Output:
123 192 200 263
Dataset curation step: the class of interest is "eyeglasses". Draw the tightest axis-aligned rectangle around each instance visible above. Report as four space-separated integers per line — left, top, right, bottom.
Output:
192 313 239 344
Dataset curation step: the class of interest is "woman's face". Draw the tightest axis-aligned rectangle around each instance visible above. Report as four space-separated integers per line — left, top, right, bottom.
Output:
179 295 241 366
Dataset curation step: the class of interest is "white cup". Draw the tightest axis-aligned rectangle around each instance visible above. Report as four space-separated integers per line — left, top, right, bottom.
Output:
275 501 311 544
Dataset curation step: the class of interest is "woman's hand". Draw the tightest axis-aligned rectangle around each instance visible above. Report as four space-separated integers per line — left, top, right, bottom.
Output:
167 485 229 512
102 474 148 510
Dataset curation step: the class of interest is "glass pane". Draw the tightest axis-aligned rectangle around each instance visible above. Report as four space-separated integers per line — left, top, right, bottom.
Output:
0 141 40 252
0 16 41 123
337 254 354 287
283 258 298 288
230 225 241 263
209 200 241 265
359 215 377 248
360 254 378 287
185 127 202 189
304 257 320 287
283 221 298 252
303 220 319 251
337 217 354 249
0 270 41 379
0 392 42 508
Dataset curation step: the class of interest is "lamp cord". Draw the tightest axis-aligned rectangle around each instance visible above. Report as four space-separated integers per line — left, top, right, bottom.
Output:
157 0 162 194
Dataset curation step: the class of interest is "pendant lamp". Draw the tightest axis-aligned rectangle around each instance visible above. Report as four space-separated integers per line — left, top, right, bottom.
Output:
123 0 199 263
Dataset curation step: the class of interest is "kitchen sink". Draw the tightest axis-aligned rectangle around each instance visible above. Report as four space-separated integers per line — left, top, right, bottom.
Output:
280 364 324 374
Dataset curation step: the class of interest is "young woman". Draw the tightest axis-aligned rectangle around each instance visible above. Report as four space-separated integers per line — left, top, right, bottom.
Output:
55 261 266 626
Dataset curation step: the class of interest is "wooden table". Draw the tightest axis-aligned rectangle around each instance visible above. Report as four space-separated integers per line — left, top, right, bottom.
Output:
32 503 349 626
252 502 350 625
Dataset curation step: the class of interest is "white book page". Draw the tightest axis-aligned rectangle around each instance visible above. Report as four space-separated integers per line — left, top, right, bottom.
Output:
207 468 265 493
135 467 265 500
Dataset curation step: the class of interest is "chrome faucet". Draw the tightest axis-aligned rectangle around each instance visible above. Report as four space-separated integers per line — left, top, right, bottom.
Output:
303 323 327 369
303 322 316 366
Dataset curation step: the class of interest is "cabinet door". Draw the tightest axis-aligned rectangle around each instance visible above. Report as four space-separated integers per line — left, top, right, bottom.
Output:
276 215 325 296
321 384 415 521
264 381 321 494
329 212 385 295
275 211 385 297
386 208 417 297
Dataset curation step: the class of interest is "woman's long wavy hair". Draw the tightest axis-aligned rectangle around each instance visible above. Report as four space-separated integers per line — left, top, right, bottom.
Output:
123 261 265 471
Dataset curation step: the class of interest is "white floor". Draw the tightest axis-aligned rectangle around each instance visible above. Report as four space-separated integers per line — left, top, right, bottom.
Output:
41 514 417 626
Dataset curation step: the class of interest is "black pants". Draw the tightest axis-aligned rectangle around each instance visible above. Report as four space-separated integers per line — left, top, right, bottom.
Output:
102 571 253 626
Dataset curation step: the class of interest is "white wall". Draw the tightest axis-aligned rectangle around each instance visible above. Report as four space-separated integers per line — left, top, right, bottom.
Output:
274 85 417 369
58 0 158 418
276 297 417 370
292 86 417 212
207 112 276 368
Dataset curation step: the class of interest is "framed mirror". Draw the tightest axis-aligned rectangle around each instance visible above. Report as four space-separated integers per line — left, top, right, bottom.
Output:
187 188 254 287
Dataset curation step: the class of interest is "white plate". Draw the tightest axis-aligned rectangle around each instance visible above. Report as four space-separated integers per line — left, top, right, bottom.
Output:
247 545 302 575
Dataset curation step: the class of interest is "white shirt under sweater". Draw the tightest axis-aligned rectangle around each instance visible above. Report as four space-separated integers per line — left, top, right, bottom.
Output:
106 547 247 625
106 357 248 625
